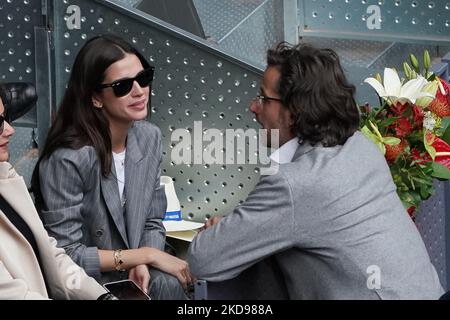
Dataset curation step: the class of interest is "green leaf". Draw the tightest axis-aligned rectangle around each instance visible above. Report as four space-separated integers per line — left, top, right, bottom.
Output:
437 117 450 137
424 131 437 160
412 176 434 186
441 118 450 145
361 126 378 144
431 162 450 179
379 117 398 128
383 137 401 146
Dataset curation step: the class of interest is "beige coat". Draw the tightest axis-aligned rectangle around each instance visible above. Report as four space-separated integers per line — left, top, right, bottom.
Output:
0 162 106 299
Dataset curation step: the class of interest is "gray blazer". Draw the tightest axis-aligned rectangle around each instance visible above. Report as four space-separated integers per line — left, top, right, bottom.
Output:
187 132 444 299
38 121 167 283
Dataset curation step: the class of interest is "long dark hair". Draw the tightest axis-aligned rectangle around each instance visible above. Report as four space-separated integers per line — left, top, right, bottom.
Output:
267 42 360 147
31 34 150 208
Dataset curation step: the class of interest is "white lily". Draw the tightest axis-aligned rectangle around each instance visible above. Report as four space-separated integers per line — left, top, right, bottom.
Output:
364 68 435 105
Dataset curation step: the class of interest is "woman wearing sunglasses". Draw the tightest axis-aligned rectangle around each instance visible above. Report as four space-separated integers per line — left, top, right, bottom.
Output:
32 35 190 299
0 86 108 299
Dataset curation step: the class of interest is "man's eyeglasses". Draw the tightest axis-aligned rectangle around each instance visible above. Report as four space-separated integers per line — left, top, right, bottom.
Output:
252 94 282 107
0 113 10 134
98 67 155 98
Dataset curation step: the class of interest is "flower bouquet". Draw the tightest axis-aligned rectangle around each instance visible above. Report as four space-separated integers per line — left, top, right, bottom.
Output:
361 51 450 217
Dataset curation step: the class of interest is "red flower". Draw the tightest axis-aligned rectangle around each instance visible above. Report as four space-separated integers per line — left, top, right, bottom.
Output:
407 206 416 217
392 117 413 137
425 133 450 169
411 148 431 165
385 139 408 163
390 102 408 116
412 105 424 128
428 78 450 118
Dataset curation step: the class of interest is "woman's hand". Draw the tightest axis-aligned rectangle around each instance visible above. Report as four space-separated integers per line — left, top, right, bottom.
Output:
146 249 193 289
128 264 150 294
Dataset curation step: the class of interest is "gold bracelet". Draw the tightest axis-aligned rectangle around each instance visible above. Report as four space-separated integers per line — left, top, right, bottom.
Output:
113 249 125 271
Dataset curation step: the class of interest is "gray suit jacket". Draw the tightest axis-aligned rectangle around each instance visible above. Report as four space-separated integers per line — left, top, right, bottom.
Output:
38 121 167 283
187 132 444 299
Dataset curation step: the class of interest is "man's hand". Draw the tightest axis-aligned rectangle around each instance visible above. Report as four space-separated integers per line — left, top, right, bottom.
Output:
199 215 224 232
128 264 150 294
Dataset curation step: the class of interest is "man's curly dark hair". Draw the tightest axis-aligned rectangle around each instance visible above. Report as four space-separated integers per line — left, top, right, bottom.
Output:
267 42 360 147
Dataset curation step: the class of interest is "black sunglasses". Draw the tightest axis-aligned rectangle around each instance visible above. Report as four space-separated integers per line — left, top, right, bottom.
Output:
98 67 154 97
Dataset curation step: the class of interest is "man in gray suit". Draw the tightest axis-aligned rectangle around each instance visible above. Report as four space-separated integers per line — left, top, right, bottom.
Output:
187 43 444 299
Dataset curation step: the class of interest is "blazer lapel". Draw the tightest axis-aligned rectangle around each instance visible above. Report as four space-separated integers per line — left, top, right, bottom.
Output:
0 175 49 296
124 128 146 248
100 161 129 248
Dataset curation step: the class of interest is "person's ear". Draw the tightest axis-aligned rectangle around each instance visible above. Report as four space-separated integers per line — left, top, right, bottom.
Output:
92 95 103 109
